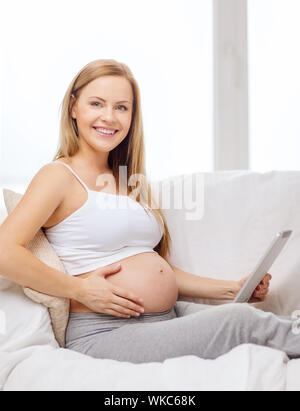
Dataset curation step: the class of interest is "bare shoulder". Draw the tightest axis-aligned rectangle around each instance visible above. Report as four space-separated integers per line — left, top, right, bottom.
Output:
31 161 74 195
0 161 73 247
40 160 71 178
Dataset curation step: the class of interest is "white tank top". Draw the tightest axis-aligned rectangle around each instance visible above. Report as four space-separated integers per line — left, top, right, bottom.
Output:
43 161 164 275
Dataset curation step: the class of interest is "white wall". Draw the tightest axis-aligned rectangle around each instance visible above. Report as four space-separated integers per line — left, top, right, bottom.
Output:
0 0 213 192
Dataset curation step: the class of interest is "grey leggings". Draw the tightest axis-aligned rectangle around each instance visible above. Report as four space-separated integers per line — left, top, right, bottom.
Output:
65 301 300 363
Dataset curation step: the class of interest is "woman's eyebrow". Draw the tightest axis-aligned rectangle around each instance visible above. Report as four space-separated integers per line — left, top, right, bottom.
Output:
88 96 132 104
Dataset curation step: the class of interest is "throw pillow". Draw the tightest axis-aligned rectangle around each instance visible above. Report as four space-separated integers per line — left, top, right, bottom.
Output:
2 188 70 347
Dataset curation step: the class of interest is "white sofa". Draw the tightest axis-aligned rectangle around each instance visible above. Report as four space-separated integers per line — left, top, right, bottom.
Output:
1 170 300 391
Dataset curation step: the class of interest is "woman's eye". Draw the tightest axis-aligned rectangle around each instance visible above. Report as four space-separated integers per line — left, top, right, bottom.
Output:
91 102 128 111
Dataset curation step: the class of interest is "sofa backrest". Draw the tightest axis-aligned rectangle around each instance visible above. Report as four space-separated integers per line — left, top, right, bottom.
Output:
155 170 300 317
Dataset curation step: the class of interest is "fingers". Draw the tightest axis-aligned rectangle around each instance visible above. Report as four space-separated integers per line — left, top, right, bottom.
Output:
255 283 268 292
108 303 144 318
253 283 269 299
112 285 144 306
257 282 269 291
110 285 145 314
253 289 266 299
260 273 272 284
254 273 271 299
112 293 144 312
249 273 272 302
258 274 272 291
98 263 122 277
103 308 132 318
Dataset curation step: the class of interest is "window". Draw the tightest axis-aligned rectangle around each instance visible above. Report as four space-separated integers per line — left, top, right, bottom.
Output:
248 0 300 171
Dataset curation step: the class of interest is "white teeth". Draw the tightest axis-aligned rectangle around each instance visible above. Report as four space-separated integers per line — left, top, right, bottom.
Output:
95 128 116 135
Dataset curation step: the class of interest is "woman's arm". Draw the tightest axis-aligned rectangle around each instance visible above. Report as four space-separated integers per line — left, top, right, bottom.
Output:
0 242 81 299
170 264 271 301
170 264 240 300
0 164 81 299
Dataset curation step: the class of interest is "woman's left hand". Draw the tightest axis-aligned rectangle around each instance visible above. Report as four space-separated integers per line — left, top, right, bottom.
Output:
238 273 272 303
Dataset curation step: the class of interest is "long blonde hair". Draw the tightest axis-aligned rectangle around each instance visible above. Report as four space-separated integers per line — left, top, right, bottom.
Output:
53 59 171 260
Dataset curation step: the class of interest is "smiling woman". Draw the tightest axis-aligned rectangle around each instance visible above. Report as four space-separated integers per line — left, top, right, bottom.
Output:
2 58 297 366
88 97 133 135
41 59 176 316
69 75 134 154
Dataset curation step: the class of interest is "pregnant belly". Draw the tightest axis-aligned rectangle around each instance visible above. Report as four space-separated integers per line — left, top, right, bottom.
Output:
70 251 179 314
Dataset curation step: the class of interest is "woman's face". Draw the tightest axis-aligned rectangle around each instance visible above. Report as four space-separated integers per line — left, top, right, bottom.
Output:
71 75 133 153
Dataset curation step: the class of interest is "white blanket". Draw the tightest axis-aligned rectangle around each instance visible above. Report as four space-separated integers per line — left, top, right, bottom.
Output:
0 344 291 391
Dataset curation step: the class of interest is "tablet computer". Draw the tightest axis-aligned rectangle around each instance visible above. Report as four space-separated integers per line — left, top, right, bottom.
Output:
233 230 292 303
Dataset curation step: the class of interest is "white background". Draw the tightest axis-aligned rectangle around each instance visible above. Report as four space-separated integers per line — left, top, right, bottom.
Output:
0 0 213 193
248 0 300 171
1 0 300 194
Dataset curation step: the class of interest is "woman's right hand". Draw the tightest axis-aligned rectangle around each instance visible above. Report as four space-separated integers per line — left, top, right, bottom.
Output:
75 263 145 317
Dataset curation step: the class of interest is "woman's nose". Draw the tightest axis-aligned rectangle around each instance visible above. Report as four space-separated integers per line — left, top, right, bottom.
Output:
100 107 116 122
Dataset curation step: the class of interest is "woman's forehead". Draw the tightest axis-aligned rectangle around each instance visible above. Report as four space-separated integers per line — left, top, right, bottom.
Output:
82 76 133 101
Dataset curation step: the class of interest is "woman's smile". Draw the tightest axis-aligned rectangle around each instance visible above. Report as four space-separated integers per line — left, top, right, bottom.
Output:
93 127 119 137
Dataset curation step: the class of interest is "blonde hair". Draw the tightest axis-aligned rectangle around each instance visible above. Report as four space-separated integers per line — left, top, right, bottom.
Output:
53 59 171 260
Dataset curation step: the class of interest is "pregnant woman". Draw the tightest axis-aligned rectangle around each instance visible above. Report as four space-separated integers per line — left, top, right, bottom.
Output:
0 58 299 363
